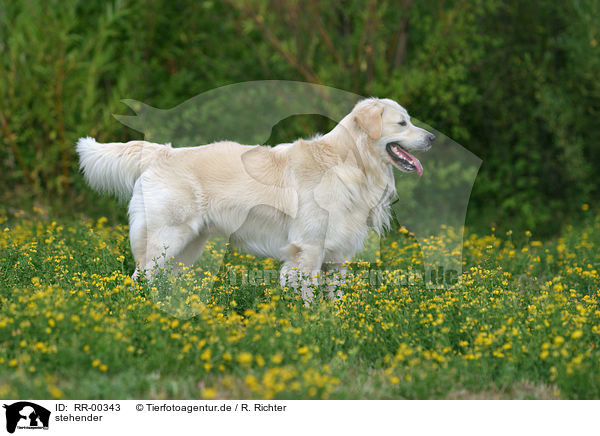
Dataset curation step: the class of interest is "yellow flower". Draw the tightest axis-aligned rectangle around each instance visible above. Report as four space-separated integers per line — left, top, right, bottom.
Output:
200 349 211 361
48 385 64 399
245 375 259 390
201 387 217 399
571 330 583 339
237 352 253 365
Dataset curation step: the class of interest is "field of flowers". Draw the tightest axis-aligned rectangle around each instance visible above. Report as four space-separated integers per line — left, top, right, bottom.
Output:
1 206 599 399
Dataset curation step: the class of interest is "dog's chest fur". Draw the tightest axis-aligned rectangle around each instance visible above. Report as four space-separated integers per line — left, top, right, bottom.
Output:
286 139 396 261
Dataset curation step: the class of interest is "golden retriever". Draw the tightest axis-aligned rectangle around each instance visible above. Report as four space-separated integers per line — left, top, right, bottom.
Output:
77 98 435 302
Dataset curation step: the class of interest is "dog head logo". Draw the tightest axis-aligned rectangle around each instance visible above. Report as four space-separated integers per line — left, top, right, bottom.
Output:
113 81 481 316
3 402 50 434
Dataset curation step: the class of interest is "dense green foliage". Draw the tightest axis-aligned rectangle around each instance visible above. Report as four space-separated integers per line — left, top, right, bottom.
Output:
1 0 598 232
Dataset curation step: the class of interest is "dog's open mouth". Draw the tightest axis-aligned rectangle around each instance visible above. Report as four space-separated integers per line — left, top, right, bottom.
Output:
386 142 423 176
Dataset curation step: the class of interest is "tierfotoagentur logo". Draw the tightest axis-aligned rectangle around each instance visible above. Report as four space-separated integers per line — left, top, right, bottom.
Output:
105 80 481 318
3 402 50 434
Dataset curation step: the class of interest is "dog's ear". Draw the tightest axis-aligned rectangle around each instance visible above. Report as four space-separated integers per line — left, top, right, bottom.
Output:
354 101 384 139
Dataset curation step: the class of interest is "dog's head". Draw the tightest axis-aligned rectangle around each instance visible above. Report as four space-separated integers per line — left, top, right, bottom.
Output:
352 98 435 176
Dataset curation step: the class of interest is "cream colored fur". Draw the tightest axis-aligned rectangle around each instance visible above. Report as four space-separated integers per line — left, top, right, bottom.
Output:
77 98 434 303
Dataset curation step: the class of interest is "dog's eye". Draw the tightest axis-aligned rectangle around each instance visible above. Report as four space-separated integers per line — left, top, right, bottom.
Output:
398 121 407 126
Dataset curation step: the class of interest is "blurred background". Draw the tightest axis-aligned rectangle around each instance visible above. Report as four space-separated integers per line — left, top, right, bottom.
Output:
1 0 598 236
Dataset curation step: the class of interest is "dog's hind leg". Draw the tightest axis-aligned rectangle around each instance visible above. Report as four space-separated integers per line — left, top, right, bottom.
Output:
174 232 209 270
141 224 198 279
129 183 148 281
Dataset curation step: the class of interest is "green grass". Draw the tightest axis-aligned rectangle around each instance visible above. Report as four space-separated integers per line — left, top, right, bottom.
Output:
1 208 599 399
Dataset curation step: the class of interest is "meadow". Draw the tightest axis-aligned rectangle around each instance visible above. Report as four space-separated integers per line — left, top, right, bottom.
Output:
1 206 599 400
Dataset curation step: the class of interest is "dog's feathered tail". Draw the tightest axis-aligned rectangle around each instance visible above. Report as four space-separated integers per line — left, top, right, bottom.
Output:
76 137 172 200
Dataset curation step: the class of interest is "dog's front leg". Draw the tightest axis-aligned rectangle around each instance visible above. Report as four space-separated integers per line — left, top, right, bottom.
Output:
279 261 299 290
323 262 349 301
296 244 325 306
280 244 324 306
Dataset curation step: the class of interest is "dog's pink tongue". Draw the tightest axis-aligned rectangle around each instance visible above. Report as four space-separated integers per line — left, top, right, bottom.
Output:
395 147 423 177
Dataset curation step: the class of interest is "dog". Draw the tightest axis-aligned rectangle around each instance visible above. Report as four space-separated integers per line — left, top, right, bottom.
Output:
77 98 435 302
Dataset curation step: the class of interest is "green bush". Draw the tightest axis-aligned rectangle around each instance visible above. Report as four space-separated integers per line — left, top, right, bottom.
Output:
1 0 598 234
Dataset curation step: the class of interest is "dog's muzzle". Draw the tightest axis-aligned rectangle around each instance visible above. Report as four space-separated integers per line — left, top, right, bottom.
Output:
386 142 424 176
385 133 435 176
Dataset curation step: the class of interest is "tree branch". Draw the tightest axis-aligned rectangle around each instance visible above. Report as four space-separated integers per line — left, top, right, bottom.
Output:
225 0 321 84
55 44 70 196
392 0 413 71
354 0 377 86
0 112 35 185
419 0 467 72
308 0 346 69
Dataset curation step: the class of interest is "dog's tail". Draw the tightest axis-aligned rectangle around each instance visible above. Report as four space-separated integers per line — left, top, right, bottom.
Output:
76 137 172 199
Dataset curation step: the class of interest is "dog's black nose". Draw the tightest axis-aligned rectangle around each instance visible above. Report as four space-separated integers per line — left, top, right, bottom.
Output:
428 133 436 142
